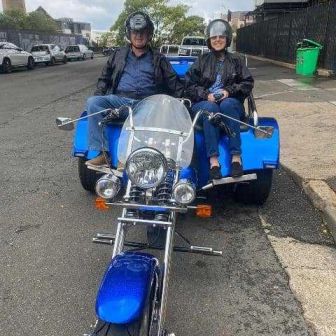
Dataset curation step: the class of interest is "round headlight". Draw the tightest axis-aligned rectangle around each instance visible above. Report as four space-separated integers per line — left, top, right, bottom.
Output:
95 174 121 199
126 148 167 189
172 179 196 205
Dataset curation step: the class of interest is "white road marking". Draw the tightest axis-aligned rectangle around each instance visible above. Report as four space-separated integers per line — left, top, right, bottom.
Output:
277 78 319 91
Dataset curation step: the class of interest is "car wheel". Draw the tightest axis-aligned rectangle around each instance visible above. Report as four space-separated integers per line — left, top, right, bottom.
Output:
27 57 35 70
50 57 56 65
63 56 67 64
234 169 273 205
91 53 94 59
82 53 86 60
2 58 12 73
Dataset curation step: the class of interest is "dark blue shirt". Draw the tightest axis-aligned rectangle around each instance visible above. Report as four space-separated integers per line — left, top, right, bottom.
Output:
116 49 156 98
209 60 225 94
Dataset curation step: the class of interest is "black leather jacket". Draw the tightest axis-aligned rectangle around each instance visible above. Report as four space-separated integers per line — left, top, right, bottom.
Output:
185 51 254 103
94 45 184 98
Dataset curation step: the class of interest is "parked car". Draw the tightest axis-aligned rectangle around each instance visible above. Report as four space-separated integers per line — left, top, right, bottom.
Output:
0 42 35 73
31 44 67 66
178 36 209 56
159 44 179 56
65 45 94 61
102 47 115 56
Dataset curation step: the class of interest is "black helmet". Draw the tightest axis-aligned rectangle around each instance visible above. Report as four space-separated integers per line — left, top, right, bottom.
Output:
125 11 154 41
205 19 232 49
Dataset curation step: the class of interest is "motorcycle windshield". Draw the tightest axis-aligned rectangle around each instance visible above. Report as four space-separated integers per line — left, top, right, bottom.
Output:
117 94 194 168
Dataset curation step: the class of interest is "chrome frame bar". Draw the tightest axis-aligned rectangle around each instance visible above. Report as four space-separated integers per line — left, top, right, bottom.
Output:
106 202 188 213
117 217 173 227
158 212 176 336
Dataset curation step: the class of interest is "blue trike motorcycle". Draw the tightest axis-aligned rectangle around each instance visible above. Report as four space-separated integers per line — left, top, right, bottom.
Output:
56 57 279 336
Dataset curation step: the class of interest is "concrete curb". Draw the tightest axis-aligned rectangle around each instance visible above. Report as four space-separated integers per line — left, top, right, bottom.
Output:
283 166 336 242
241 53 334 78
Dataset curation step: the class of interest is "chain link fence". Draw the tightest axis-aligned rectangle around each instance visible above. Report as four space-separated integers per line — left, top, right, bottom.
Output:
237 2 336 71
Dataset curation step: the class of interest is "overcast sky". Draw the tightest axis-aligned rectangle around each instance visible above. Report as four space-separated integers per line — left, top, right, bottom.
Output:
0 0 255 30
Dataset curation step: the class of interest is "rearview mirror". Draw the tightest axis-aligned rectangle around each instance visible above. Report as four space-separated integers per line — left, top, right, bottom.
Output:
56 117 74 131
254 126 274 138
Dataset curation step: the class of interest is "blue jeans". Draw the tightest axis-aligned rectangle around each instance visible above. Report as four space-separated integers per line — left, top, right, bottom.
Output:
192 98 245 158
86 94 139 151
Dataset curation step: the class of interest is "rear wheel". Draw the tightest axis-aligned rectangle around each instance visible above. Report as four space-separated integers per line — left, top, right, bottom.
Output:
91 53 94 59
82 53 86 60
63 56 67 64
234 169 273 205
78 157 103 192
49 57 56 66
27 57 35 70
2 58 12 73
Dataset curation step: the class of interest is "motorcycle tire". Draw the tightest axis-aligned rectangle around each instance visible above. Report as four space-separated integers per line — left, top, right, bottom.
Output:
147 226 167 249
234 169 273 205
78 157 103 193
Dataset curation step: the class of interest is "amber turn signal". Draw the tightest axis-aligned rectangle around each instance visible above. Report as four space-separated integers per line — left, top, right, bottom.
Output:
196 204 212 218
95 197 109 211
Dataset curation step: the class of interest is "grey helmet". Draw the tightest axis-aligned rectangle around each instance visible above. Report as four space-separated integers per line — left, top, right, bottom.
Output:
205 19 232 49
125 11 154 41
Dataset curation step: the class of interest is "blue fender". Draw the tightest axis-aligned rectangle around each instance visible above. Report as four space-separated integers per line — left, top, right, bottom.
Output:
96 252 158 324
195 117 280 187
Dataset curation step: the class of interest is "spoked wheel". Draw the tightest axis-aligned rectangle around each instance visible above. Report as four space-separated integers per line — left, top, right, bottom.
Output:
2 58 12 73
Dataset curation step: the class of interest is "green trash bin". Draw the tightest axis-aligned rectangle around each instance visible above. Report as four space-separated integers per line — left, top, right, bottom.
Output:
296 39 323 76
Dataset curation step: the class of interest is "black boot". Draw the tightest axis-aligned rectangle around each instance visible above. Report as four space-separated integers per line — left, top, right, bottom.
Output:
209 166 222 180
231 161 243 177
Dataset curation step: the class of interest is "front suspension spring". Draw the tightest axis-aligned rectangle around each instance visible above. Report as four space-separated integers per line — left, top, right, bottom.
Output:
156 170 175 204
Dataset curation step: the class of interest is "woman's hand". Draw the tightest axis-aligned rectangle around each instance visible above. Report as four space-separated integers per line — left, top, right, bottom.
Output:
207 90 229 102
207 93 216 102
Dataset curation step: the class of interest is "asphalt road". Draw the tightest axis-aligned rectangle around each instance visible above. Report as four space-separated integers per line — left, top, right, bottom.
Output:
0 57 332 336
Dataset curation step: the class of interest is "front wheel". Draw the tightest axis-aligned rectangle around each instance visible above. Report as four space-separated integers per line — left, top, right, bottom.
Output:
78 157 102 192
2 58 12 73
82 53 86 60
62 56 67 64
27 57 35 70
234 169 273 205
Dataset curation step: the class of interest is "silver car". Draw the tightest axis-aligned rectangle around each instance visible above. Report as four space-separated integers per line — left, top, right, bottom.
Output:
65 44 94 61
31 44 67 66
0 42 35 73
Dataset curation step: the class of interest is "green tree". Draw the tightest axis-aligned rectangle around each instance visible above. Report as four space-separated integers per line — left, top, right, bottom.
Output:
0 9 57 32
26 11 58 32
169 15 206 44
111 0 192 47
0 9 28 29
